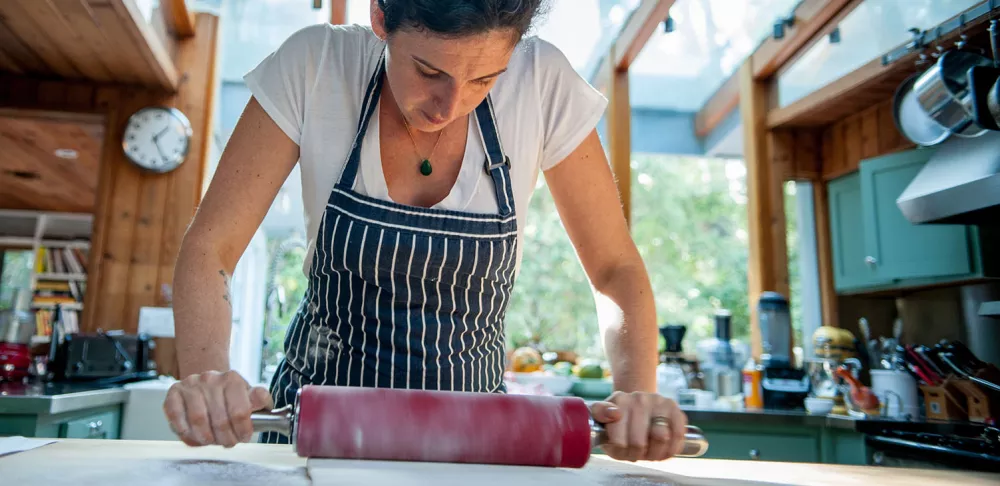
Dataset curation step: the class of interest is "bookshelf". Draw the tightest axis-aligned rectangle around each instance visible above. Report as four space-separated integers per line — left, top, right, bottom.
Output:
0 209 91 338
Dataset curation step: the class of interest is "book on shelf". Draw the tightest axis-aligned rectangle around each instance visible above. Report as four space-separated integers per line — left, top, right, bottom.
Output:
34 307 80 337
32 245 88 308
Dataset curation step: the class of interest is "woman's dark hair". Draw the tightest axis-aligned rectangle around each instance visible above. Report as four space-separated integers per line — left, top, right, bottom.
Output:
377 0 547 39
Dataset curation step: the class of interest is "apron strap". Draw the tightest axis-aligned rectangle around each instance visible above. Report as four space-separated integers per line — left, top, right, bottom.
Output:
474 96 514 217
338 50 386 190
337 49 515 218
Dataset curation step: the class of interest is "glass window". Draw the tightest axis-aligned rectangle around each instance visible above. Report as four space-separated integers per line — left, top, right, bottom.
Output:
777 0 983 107
219 0 331 82
505 154 753 358
629 0 801 110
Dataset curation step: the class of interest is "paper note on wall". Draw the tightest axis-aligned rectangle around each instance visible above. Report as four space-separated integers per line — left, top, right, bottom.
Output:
138 307 175 338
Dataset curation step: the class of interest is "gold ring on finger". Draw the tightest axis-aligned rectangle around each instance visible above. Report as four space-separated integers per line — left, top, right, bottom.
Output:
650 416 670 427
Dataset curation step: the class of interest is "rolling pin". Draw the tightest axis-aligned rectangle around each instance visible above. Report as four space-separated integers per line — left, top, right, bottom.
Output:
251 385 709 468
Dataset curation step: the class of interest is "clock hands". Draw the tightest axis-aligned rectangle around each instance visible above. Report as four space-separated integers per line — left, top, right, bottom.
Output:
152 125 171 163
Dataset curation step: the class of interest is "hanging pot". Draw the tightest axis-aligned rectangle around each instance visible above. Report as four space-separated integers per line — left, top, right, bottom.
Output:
990 77 1000 128
894 72 951 146
913 49 993 138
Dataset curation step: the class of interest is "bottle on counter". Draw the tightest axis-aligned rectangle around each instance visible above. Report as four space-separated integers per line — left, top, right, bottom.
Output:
742 357 764 409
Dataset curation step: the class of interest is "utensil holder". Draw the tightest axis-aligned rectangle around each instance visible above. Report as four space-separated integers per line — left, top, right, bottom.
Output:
920 378 968 421
953 379 998 424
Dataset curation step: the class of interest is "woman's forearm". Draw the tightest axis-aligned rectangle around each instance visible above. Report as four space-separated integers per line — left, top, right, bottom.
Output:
593 261 659 393
172 236 235 378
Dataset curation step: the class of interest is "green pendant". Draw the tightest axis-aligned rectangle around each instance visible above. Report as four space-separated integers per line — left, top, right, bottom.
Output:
420 159 433 176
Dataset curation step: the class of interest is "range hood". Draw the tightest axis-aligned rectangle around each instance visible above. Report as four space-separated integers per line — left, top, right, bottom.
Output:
897 130 1000 225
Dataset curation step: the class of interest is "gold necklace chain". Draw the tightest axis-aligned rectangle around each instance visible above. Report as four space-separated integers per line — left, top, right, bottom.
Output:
401 114 443 176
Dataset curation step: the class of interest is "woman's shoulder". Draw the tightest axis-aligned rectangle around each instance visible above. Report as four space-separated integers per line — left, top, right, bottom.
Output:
280 22 384 60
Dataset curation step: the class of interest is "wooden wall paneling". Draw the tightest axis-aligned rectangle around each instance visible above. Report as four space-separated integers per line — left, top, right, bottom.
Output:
813 180 837 327
740 61 790 360
110 0 180 91
843 114 862 175
89 4 161 88
57 0 142 86
860 106 879 159
792 129 822 180
609 67 632 227
770 129 794 181
876 98 912 155
0 22 47 74
27 0 115 82
82 88 123 331
0 1 82 79
825 121 846 180
0 48 23 74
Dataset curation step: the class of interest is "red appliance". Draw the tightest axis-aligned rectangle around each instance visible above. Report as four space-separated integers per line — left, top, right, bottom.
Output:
0 342 31 381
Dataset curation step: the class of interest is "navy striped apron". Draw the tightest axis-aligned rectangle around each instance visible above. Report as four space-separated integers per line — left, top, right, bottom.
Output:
261 52 517 444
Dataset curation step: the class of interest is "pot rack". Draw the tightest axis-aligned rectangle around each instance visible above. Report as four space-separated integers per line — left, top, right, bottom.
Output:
883 0 1000 66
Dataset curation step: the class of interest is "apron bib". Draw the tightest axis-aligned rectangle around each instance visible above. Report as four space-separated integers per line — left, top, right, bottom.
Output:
261 52 518 444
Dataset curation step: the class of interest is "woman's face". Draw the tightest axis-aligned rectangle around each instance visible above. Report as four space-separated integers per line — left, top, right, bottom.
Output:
371 4 517 133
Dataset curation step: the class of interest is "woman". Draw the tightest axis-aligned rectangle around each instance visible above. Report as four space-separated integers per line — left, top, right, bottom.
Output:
164 0 687 463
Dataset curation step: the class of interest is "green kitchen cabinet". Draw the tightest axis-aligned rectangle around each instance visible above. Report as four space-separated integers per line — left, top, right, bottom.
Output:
827 148 1000 293
828 172 890 291
0 405 122 440
696 423 821 463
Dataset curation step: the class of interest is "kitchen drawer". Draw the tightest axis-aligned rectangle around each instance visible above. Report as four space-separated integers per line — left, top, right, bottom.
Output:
699 429 820 463
59 410 120 440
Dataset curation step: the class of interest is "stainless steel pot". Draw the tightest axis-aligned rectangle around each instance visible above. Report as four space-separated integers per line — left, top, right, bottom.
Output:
0 289 35 345
913 49 993 138
894 73 951 146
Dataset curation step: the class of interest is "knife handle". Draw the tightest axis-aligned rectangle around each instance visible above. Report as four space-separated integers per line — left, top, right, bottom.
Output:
591 420 709 458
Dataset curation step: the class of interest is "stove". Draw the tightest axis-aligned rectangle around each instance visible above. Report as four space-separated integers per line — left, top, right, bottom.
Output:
860 420 1000 472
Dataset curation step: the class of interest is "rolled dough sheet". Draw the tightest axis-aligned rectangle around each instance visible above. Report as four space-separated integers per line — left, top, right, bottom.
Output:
306 456 778 486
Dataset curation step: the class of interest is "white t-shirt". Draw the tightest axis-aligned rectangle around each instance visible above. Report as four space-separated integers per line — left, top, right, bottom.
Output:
244 23 608 276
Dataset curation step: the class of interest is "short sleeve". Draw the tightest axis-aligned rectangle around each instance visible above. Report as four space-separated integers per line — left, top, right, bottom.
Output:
535 39 609 171
243 24 330 145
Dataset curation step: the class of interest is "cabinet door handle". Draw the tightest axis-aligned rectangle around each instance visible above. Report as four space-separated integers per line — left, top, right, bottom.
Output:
865 256 878 268
87 420 107 439
749 449 761 460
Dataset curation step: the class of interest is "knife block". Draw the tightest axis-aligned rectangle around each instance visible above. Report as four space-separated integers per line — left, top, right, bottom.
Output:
919 378 968 421
953 379 997 424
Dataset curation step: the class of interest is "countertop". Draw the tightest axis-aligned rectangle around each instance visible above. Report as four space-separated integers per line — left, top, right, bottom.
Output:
2 439 999 485
0 381 129 415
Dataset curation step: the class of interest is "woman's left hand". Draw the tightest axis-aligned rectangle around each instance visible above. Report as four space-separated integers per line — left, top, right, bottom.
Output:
590 391 688 462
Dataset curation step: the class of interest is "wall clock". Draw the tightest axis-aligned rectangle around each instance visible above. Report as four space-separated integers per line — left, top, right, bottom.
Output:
122 106 193 173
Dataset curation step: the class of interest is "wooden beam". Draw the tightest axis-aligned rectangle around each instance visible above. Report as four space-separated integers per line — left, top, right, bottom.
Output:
163 0 195 38
739 61 789 360
694 74 738 138
608 68 631 227
109 0 179 91
813 180 837 328
592 0 675 91
693 0 858 138
330 0 347 25
751 0 856 79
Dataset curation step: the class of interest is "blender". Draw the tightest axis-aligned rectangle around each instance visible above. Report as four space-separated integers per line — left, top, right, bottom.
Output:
758 292 810 410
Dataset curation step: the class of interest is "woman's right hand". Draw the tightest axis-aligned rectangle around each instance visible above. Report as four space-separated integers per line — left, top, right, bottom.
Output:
163 370 273 448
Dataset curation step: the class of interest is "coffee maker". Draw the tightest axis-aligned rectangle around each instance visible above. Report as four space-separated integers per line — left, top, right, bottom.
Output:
658 324 703 390
758 292 810 409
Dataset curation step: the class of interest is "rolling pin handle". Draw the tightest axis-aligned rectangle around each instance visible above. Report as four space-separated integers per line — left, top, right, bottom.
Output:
251 404 294 436
590 418 709 458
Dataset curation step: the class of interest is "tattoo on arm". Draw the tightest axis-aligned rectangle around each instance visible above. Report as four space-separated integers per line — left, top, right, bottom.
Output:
220 269 232 308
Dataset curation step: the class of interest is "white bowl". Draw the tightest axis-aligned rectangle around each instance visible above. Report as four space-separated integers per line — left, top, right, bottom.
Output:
804 397 835 415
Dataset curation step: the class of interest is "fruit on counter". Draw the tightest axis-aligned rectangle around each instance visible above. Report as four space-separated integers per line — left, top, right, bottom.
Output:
553 361 574 376
575 360 605 379
511 347 543 373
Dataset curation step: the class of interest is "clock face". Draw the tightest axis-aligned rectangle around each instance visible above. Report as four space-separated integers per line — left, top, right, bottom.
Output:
122 107 192 173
